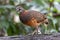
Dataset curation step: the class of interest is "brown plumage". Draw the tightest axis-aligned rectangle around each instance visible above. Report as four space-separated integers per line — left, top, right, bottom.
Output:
16 6 48 34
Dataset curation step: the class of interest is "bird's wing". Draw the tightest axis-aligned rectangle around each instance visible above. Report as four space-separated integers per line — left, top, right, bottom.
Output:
20 10 46 23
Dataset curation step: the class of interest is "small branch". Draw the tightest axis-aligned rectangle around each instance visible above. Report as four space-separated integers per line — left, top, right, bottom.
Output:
53 14 60 17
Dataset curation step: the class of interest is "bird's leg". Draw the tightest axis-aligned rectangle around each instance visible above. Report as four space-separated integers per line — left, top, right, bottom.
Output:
32 28 37 35
32 26 41 35
36 26 38 34
28 26 41 35
36 26 42 34
27 29 37 35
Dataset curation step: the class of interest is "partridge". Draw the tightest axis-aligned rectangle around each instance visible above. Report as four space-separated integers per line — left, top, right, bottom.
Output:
16 6 48 34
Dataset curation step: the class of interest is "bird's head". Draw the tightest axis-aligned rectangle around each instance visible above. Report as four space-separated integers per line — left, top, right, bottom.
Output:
16 6 25 13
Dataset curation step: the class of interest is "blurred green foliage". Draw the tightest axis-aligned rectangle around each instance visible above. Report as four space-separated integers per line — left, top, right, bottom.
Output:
0 0 60 36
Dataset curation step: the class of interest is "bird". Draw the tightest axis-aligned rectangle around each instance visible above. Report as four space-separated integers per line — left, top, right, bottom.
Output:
16 6 48 35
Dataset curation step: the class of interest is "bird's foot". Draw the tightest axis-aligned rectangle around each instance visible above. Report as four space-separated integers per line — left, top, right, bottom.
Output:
28 30 41 36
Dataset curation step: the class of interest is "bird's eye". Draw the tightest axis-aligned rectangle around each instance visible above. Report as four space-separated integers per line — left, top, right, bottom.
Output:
19 9 21 11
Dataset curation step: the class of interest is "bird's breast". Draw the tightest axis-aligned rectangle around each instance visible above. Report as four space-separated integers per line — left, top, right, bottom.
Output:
24 18 41 28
